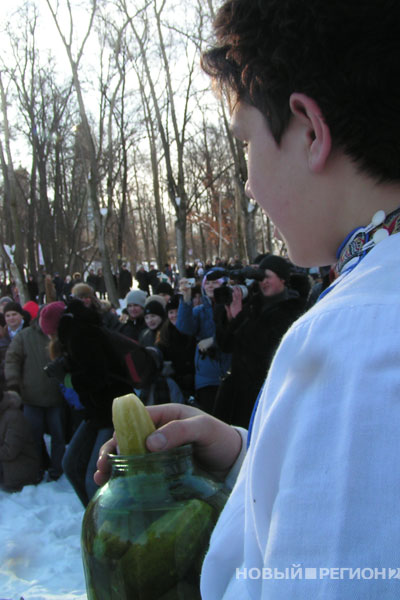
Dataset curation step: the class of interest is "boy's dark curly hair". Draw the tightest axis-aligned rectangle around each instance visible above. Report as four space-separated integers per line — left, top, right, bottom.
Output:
201 0 400 183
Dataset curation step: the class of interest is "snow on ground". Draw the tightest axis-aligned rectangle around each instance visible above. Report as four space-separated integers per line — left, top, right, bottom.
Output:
0 474 87 600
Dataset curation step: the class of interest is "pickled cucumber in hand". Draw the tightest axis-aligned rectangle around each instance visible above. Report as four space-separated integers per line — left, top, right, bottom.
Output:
112 393 155 455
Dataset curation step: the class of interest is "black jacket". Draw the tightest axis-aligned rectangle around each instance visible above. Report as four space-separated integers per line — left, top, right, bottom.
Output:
214 289 305 428
120 316 147 342
58 301 155 428
156 322 196 396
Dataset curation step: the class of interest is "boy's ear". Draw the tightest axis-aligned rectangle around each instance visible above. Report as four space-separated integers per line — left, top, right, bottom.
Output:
289 93 332 173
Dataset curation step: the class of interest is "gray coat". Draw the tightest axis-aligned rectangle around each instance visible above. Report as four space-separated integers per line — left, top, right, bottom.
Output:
0 391 41 489
5 322 64 407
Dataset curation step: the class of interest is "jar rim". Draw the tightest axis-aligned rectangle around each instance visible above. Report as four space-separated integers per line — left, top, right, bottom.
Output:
107 443 193 464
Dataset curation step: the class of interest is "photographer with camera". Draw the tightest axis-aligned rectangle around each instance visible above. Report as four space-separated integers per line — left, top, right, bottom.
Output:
213 255 305 428
176 268 231 413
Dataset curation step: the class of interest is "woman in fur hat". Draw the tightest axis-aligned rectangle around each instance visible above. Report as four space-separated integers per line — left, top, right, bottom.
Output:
71 283 122 332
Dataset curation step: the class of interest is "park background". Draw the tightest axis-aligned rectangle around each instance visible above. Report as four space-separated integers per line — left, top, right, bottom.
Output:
0 0 283 309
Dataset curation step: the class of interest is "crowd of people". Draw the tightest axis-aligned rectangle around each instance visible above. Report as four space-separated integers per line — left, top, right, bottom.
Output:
0 254 326 504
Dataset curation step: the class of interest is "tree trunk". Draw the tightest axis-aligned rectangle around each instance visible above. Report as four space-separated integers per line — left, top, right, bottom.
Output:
0 75 28 303
175 209 187 279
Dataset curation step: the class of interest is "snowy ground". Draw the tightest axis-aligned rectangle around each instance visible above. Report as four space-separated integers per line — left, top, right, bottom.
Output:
0 474 87 600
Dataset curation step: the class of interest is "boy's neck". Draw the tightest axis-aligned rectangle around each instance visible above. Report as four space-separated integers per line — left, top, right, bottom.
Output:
320 154 400 263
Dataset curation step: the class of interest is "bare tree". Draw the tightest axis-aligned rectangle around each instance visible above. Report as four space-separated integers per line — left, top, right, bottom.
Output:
117 0 204 275
0 73 29 302
45 0 121 304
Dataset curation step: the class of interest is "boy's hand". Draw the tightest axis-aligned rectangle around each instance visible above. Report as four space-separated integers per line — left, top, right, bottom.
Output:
94 404 242 486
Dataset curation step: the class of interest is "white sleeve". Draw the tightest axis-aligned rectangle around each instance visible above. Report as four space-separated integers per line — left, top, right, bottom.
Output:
224 426 248 490
203 294 400 599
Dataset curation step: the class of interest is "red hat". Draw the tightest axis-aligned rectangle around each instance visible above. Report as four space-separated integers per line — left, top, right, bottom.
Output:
23 301 40 320
39 301 66 336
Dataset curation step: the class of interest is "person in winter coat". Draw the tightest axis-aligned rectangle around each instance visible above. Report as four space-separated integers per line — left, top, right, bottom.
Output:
96 268 106 299
156 295 196 400
23 301 40 322
154 281 174 302
86 269 98 292
120 289 148 341
136 297 186 407
135 265 150 294
55 299 156 506
0 390 41 492
118 263 133 299
62 275 74 303
71 283 122 332
53 273 64 301
213 255 305 427
4 310 66 481
139 299 167 347
45 274 57 303
148 264 160 294
0 302 30 394
176 267 231 413
27 275 39 302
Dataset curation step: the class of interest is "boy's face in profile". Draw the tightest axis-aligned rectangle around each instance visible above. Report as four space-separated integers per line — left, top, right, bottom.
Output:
230 101 339 268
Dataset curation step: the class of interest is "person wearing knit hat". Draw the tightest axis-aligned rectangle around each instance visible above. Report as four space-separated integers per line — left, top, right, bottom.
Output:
166 294 181 315
144 300 166 320
213 253 305 428
4 299 65 481
125 289 147 308
23 301 40 321
258 254 292 287
139 300 166 347
120 289 148 342
3 302 26 340
0 302 29 395
144 294 167 309
3 301 24 317
155 281 173 301
155 294 197 399
39 302 66 338
0 296 13 312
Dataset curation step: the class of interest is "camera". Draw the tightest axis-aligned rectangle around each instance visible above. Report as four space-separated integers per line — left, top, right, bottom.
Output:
186 278 196 287
229 266 266 283
214 284 249 306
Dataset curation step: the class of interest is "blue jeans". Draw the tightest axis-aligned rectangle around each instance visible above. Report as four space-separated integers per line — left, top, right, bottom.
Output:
62 421 113 507
23 404 65 478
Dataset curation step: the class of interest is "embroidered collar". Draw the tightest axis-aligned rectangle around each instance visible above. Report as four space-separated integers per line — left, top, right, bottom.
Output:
335 206 400 276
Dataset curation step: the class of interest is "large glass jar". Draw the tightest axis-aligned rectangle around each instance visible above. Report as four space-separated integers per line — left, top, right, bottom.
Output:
81 444 229 600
